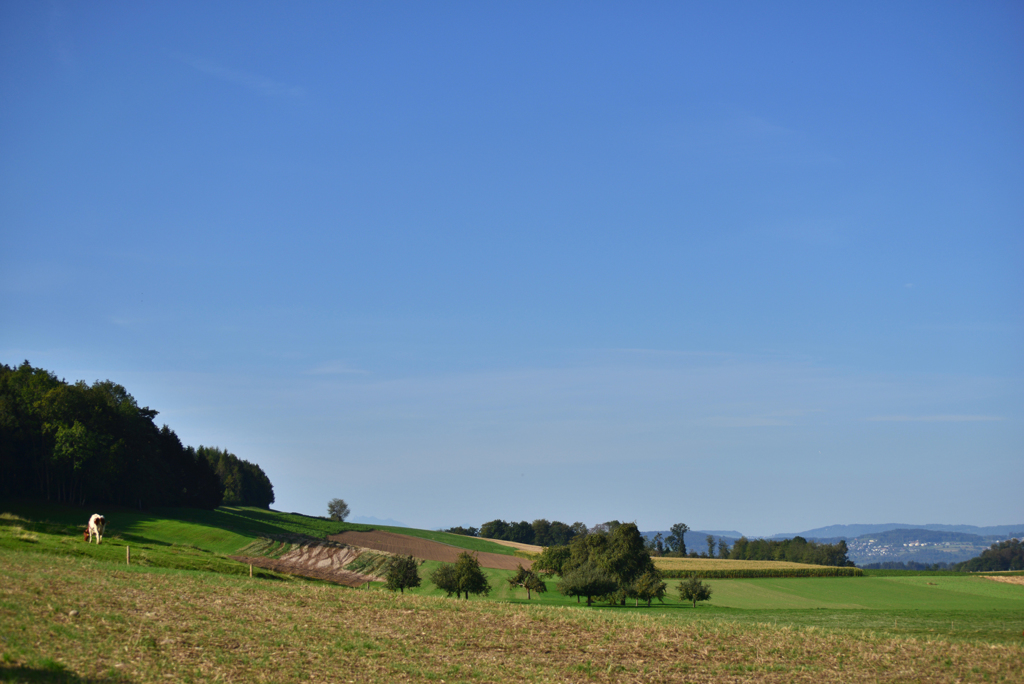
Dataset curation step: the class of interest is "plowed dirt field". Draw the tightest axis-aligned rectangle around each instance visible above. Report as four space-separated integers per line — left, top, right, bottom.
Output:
230 541 379 587
328 530 531 571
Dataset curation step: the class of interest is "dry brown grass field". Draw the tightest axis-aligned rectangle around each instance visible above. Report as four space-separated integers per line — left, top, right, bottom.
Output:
3 550 1022 684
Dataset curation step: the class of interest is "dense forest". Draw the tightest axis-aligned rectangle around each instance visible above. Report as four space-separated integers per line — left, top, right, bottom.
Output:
955 539 1023 572
0 361 273 510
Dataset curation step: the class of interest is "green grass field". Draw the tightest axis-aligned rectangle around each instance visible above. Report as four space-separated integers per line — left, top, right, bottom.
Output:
0 500 515 555
4 501 1024 651
3 502 1024 682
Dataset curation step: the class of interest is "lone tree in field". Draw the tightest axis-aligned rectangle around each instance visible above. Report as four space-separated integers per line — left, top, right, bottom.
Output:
430 552 491 599
429 563 460 597
385 555 421 594
677 576 713 608
632 569 667 607
507 564 547 599
327 498 350 522
557 562 617 606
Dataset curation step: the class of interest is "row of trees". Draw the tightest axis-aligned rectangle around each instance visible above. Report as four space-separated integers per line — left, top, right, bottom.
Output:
476 519 588 547
0 361 273 510
727 536 852 566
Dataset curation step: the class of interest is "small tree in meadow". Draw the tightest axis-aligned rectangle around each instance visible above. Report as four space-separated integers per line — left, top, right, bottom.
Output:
507 564 547 599
385 555 421 594
327 498 350 522
677 576 713 608
430 563 460 597
431 552 491 599
632 570 667 607
557 562 617 606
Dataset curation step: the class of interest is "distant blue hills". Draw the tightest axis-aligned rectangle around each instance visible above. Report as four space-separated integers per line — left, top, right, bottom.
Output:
769 523 1024 540
641 523 1024 547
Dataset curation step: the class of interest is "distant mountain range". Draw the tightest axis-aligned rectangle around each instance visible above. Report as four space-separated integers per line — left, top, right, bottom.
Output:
769 523 1024 539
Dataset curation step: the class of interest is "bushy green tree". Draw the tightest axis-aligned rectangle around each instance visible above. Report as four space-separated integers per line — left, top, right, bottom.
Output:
385 555 421 594
507 564 547 599
632 570 667 607
602 523 656 603
557 562 617 606
429 563 459 597
533 545 571 577
678 576 713 608
454 552 491 598
431 552 491 599
327 498 350 522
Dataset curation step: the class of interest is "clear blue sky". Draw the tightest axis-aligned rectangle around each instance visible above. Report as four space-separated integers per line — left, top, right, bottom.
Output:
2 2 1021 536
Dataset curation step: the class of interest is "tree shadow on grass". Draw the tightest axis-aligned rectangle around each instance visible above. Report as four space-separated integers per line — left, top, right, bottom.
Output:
0 663 132 683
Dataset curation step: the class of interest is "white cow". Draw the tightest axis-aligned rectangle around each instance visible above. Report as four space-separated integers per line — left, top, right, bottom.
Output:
87 514 107 544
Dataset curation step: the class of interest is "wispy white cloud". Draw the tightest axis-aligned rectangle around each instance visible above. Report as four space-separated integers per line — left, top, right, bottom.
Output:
866 415 1005 423
175 55 305 97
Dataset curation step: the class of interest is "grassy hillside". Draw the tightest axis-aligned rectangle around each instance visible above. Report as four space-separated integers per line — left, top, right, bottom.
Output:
0 500 515 556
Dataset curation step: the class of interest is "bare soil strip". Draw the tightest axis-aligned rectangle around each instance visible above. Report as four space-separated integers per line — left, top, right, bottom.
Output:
329 530 532 570
230 541 381 587
985 576 1024 586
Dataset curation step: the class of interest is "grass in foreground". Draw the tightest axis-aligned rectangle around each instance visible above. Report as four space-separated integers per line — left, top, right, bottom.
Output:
3 549 1023 684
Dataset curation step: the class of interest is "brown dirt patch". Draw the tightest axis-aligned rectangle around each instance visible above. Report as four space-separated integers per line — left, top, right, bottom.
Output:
230 541 380 587
329 530 531 571
984 575 1024 586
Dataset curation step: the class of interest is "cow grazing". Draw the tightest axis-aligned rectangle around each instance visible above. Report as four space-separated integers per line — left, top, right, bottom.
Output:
87 514 107 544
83 529 89 542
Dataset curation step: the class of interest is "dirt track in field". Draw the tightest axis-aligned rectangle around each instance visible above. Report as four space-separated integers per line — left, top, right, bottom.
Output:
230 541 381 587
985 575 1024 586
328 530 531 571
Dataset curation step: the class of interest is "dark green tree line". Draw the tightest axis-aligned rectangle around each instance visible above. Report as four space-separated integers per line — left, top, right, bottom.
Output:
955 539 1023 572
0 361 272 511
478 518 586 546
197 446 274 509
727 535 852 566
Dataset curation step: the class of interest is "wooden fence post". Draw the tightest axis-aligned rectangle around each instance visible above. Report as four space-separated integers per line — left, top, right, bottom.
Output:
126 546 130 566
